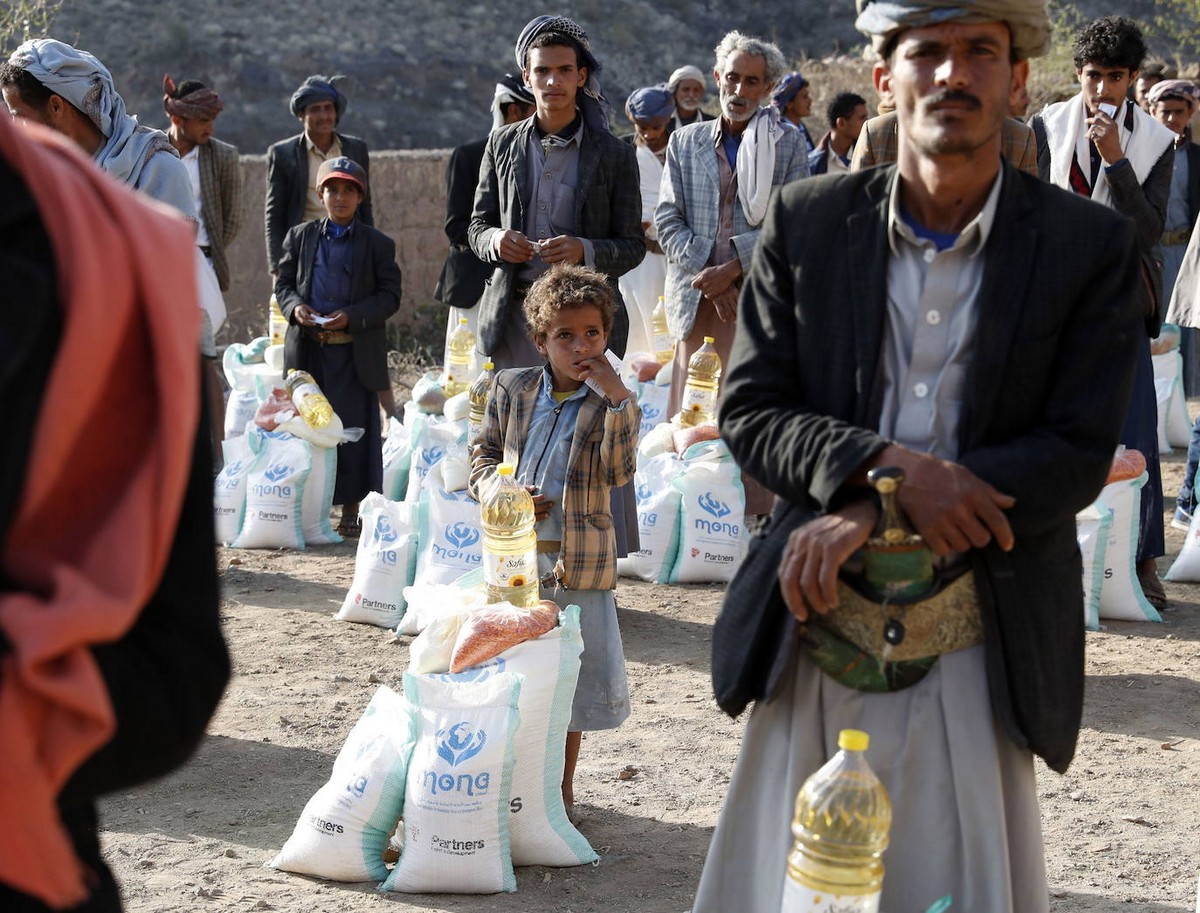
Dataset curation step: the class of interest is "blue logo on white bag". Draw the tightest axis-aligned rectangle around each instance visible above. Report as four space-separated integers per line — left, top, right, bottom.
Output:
642 404 661 420
420 446 445 467
264 463 291 483
445 522 480 549
348 774 368 798
373 515 399 546
636 482 653 503
224 460 244 477
699 491 731 519
435 722 487 767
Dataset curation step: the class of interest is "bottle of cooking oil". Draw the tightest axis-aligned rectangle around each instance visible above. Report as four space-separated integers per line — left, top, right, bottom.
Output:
679 336 721 427
444 317 476 397
651 296 674 366
468 361 495 444
781 729 892 913
268 294 288 346
480 464 539 608
284 368 333 428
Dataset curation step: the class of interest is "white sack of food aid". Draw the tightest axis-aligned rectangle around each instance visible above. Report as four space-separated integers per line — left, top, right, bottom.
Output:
224 390 260 440
231 432 310 549
406 417 462 502
337 494 417 628
300 442 341 545
668 455 746 584
381 671 521 894
398 569 488 637
213 434 255 546
1165 500 1200 584
1152 351 1192 448
477 606 596 867
618 452 682 582
1076 502 1112 631
269 686 417 882
414 464 484 585
382 415 417 501
1095 473 1160 621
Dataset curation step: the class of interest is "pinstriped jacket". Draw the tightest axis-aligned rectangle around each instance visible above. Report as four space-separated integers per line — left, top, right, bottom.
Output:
654 117 809 342
469 366 640 591
196 136 242 291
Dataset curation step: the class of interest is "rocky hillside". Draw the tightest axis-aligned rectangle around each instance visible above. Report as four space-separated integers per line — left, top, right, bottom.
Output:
45 0 1174 154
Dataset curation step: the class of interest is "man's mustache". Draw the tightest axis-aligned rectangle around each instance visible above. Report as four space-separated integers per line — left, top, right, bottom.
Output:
925 90 982 110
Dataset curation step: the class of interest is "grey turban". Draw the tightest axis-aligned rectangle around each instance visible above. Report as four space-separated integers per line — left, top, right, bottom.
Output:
854 0 1051 60
514 15 612 135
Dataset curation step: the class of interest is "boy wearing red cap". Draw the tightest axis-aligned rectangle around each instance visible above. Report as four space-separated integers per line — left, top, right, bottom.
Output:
275 156 401 535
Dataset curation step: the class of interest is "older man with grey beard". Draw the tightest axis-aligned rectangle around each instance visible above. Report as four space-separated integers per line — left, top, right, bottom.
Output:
654 30 808 517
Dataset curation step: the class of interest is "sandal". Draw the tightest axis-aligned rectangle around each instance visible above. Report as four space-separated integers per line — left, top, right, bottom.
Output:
1137 564 1168 611
336 519 361 539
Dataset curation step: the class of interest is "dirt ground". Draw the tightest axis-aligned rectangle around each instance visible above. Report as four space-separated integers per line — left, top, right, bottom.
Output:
97 453 1200 913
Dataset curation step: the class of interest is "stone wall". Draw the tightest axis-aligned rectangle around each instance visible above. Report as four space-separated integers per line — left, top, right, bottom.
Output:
221 149 453 354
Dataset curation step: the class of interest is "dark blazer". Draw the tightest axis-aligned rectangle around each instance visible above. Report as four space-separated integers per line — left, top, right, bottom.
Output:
1183 139 1200 228
264 131 373 273
467 118 645 357
274 219 401 392
714 164 1143 774
433 136 491 309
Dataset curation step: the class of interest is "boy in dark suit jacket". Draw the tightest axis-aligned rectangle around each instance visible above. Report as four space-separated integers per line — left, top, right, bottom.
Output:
275 156 401 535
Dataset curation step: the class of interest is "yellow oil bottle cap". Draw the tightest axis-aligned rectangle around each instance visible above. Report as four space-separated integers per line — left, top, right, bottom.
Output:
703 336 716 344
838 729 869 752
498 464 515 476
483 361 495 370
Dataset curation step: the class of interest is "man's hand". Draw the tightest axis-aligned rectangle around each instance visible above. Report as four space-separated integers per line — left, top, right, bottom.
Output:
293 303 317 326
526 486 552 522
691 259 743 300
497 229 537 263
863 445 1016 555
539 234 585 264
778 500 877 621
575 355 629 405
321 310 349 331
710 287 739 322
1086 110 1124 166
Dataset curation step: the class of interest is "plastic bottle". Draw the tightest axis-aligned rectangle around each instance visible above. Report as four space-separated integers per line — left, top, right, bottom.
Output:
468 361 495 443
651 296 674 365
284 368 333 429
679 336 722 427
480 464 539 608
268 294 288 347
444 317 476 397
781 729 892 913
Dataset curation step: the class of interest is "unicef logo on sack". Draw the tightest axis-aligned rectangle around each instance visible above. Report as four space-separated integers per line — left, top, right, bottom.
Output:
373 515 399 546
435 722 488 767
264 463 291 483
445 522 480 549
699 491 732 519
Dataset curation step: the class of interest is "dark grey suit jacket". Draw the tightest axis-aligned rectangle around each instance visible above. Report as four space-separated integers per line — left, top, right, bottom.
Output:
274 219 401 392
434 136 491 309
467 118 644 357
715 164 1143 774
264 132 373 273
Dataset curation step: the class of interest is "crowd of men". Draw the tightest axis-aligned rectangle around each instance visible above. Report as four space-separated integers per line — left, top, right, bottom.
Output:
0 3 1198 911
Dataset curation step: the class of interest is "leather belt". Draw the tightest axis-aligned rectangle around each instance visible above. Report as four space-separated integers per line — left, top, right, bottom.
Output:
1162 228 1193 246
302 326 354 345
536 539 561 554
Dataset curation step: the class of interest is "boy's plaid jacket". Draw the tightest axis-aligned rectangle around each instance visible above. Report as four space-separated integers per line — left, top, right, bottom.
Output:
470 366 640 591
